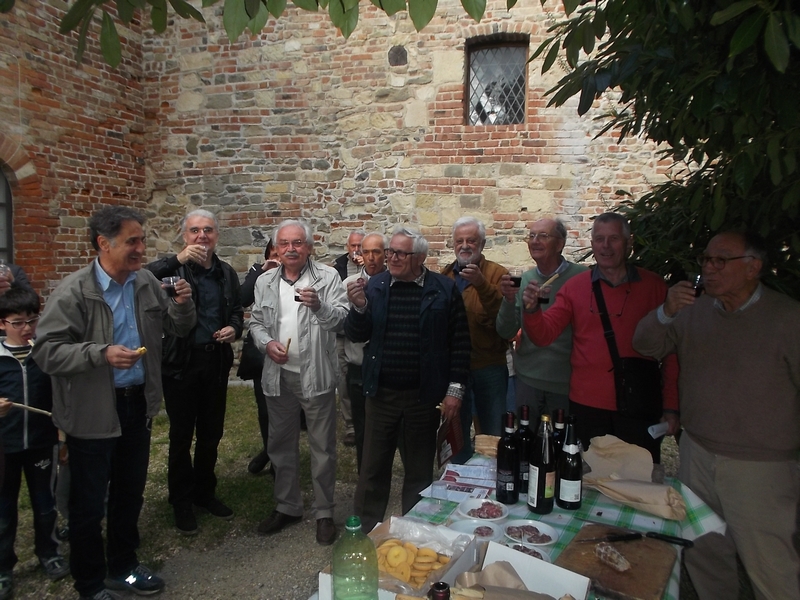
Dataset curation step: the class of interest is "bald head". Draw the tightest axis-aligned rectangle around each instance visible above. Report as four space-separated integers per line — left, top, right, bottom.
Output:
528 218 567 273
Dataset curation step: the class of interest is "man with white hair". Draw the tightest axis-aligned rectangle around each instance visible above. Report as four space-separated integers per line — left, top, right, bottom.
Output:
146 209 243 536
249 219 348 545
344 226 471 532
441 216 508 463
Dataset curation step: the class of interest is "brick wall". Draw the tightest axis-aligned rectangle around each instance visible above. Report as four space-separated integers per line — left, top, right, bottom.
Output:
0 0 667 296
0 0 145 293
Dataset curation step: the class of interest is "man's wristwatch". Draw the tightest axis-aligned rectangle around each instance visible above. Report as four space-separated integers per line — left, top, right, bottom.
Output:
446 382 465 400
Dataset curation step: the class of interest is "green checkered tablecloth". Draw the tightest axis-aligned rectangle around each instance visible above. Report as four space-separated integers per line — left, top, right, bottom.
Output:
407 461 725 600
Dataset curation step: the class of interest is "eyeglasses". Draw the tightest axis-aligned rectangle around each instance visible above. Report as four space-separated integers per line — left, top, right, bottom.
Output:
277 239 307 249
188 227 215 235
2 316 39 329
696 255 753 269
385 248 414 260
529 233 562 242
589 286 631 317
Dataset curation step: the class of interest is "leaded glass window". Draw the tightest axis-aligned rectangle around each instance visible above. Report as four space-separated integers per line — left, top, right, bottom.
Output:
467 43 527 126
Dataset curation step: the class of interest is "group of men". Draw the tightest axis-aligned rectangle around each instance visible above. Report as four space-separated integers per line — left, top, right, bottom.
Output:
19 203 800 600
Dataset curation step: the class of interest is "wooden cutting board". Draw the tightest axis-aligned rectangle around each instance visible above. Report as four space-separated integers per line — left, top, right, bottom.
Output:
554 524 677 600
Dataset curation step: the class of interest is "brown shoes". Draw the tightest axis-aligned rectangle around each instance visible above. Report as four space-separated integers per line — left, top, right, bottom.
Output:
257 510 302 535
316 517 337 545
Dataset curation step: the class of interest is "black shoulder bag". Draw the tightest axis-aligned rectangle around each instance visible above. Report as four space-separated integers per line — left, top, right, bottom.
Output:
592 279 662 421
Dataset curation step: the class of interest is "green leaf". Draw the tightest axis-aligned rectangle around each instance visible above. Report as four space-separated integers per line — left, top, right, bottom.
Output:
710 186 726 230
329 0 358 37
170 0 205 20
541 40 559 73
733 154 754 192
563 0 579 17
202 0 221 7
75 10 95 64
506 0 516 9
244 0 260 17
770 156 783 185
369 0 405 16
581 21 594 54
785 12 800 48
341 0 358 11
251 0 271 30
782 182 800 210
60 0 97 33
461 0 485 23
293 0 319 10
151 0 167 32
0 0 15 13
592 8 605 38
407 0 436 32
764 13 790 73
675 0 694 30
710 0 755 26
223 0 250 40
100 10 122 67
117 0 135 23
128 0 146 8
578 73 595 115
729 11 767 57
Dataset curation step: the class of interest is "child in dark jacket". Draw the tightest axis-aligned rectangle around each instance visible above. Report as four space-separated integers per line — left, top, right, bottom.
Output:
0 288 68 599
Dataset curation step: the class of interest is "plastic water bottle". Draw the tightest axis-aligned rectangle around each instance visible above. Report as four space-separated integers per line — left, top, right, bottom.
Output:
332 515 379 600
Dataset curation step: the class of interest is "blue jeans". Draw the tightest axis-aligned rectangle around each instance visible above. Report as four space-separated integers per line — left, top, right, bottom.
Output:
0 445 59 572
451 364 508 464
67 391 151 597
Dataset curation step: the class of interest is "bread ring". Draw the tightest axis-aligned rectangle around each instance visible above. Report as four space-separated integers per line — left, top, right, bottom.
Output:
386 546 408 568
392 562 411 582
136 347 147 355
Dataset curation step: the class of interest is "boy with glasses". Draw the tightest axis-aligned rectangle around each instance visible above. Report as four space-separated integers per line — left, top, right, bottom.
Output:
0 288 68 599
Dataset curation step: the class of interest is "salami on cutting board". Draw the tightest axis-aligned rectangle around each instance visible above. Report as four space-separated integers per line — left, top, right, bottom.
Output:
554 524 677 600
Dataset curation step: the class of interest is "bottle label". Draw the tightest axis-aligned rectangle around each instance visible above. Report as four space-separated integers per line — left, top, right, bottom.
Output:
559 478 581 502
498 470 515 492
544 471 555 499
520 461 529 481
563 443 580 454
528 465 539 506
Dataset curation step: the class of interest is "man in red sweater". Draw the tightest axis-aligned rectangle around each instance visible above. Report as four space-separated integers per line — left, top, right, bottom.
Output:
633 232 799 600
522 213 679 462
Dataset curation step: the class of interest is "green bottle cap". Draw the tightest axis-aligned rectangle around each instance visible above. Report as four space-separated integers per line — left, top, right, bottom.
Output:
345 515 361 530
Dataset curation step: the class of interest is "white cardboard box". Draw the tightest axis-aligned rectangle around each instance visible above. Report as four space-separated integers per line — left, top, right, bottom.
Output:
318 517 481 600
482 541 591 600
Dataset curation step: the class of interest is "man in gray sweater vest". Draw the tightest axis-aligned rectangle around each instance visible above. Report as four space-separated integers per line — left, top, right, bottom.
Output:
633 231 800 600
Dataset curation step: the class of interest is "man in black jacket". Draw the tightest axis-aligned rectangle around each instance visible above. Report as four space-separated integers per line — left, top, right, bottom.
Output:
146 209 243 536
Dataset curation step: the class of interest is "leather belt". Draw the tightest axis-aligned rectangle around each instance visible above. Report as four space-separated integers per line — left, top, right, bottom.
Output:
115 384 145 397
193 343 218 352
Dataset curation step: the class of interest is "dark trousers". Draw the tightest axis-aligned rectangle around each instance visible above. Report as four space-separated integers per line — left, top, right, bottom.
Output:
68 391 151 597
253 381 269 451
354 388 439 533
163 346 228 507
451 364 509 464
0 445 59 571
569 400 662 463
346 363 366 472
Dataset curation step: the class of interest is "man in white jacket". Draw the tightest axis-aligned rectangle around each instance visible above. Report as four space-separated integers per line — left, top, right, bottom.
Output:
249 219 348 546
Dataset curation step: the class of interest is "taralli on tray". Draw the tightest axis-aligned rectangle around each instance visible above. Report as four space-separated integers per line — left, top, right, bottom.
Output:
375 539 449 588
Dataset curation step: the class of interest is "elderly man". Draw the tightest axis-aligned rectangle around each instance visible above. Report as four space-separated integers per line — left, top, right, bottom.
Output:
497 218 587 418
342 232 387 472
633 232 800 600
345 226 471 533
333 230 366 447
146 209 244 535
250 220 348 545
441 216 508 463
32 206 196 600
521 213 679 462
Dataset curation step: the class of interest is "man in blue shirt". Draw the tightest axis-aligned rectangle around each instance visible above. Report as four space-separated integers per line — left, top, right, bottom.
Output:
33 206 196 600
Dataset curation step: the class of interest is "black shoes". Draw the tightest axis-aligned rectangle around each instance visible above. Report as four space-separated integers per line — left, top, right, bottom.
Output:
40 555 70 580
194 497 234 520
316 517 337 546
342 432 356 447
248 449 270 474
105 564 165 596
174 505 198 535
257 510 302 535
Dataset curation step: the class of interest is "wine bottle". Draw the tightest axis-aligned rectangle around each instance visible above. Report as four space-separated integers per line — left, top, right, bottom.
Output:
515 405 534 495
555 414 582 510
552 408 565 455
428 581 450 600
527 414 555 514
496 411 519 505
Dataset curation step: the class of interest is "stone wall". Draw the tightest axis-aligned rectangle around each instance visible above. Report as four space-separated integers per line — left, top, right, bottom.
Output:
141 0 667 274
0 0 667 295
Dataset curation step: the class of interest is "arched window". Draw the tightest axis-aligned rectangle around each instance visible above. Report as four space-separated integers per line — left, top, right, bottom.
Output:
0 170 12 262
466 34 529 126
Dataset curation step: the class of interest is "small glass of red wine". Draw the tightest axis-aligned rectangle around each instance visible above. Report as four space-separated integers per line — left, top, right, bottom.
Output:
537 285 552 305
162 276 180 297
